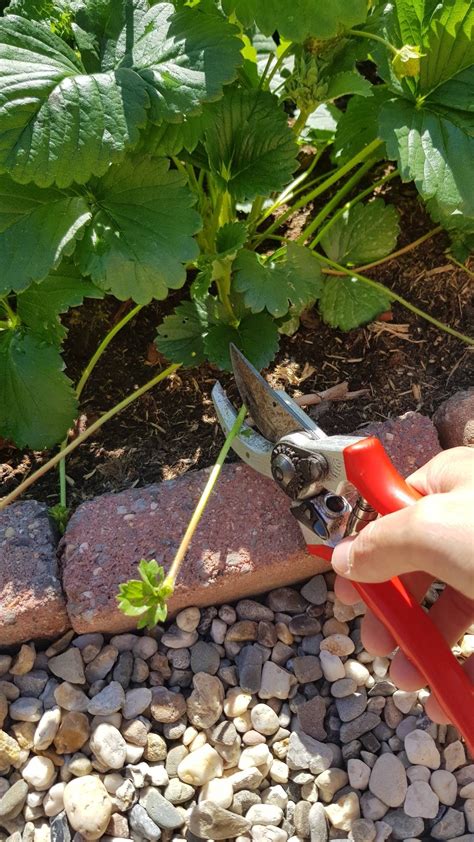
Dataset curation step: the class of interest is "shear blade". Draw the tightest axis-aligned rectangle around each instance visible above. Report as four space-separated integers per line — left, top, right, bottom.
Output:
211 382 273 478
229 344 325 442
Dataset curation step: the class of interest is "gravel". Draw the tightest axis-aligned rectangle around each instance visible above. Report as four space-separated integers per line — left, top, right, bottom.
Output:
0 573 472 842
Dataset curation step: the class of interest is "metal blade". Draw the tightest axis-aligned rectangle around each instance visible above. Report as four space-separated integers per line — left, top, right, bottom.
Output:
211 382 273 478
230 344 326 442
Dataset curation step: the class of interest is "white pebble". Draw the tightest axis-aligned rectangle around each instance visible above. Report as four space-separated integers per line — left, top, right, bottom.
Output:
404 781 439 818
34 707 61 751
460 783 474 798
211 619 227 644
224 687 253 717
319 634 355 657
262 785 288 810
246 804 283 826
430 770 457 805
405 729 440 769
407 765 430 783
465 799 474 832
344 659 370 685
43 782 66 817
199 777 233 809
183 726 199 746
319 650 345 682
177 744 223 785
22 756 56 790
270 760 289 784
251 827 287 842
251 704 280 736
443 739 466 772
189 732 207 752
372 656 390 677
239 744 271 770
348 759 371 790
392 690 417 714
176 606 201 632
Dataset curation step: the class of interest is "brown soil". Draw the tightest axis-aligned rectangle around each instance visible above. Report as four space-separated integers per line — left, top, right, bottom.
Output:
1 176 473 510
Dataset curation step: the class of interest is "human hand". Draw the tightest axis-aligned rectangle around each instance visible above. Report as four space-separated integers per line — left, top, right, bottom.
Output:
332 446 474 723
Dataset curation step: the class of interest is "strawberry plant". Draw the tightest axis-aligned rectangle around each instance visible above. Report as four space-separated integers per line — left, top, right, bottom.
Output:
0 0 472 451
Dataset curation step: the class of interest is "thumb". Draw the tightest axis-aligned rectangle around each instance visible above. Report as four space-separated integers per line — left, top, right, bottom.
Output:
332 498 440 584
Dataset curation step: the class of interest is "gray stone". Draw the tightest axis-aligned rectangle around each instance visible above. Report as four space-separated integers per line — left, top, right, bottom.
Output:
50 812 71 842
129 804 161 841
165 745 188 777
308 803 328 842
9 698 42 722
85 646 119 683
140 789 184 829
87 682 125 716
383 809 424 840
335 690 367 723
231 791 261 816
112 652 134 689
238 645 264 694
349 818 376 842
163 779 195 805
431 807 465 839
268 589 308 614
49 649 85 685
294 801 311 837
301 576 328 606
188 801 250 839
190 641 220 675
0 781 28 820
340 713 381 743
292 657 323 684
13 671 48 698
297 696 327 741
236 600 274 622
287 731 333 774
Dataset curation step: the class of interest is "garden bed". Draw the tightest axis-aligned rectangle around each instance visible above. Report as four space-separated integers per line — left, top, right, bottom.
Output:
1 179 472 509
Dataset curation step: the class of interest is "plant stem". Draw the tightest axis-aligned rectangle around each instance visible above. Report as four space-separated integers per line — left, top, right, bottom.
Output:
448 255 474 278
255 138 382 244
322 226 443 275
292 108 311 136
165 404 247 586
258 52 275 90
0 365 180 511
347 28 399 56
76 304 143 400
315 252 474 345
297 159 375 244
254 148 331 231
309 169 399 249
265 43 293 89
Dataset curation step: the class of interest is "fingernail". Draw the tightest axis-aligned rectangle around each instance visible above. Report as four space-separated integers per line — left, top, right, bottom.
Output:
332 539 353 576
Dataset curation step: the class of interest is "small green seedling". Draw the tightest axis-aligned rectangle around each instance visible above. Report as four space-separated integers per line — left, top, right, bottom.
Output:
118 560 175 630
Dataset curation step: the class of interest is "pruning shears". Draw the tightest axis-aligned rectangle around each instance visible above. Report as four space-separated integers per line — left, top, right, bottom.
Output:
212 345 474 753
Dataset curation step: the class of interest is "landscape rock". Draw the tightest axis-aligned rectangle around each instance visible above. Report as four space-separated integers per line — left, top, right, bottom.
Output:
189 800 251 839
0 502 69 645
433 387 474 447
63 776 112 840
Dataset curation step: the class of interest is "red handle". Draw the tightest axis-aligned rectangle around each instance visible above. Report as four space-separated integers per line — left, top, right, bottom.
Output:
310 436 474 755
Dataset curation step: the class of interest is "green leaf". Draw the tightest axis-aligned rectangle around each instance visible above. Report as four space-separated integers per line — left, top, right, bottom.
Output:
0 176 91 294
0 330 77 448
204 88 298 202
0 15 149 187
204 312 279 370
379 93 474 214
426 196 474 262
77 156 200 304
303 103 341 142
155 299 207 365
418 0 474 95
321 200 400 266
333 90 388 164
215 221 248 257
0 5 242 187
319 276 391 331
117 558 174 630
130 3 242 122
139 114 205 157
17 265 103 344
190 268 212 302
5 0 80 40
222 0 367 42
233 243 322 318
325 70 372 100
